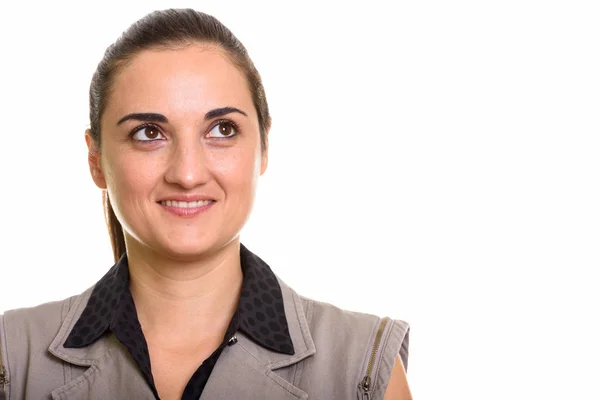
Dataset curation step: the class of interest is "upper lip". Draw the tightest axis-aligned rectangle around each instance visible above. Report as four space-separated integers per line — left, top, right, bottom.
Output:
157 194 216 202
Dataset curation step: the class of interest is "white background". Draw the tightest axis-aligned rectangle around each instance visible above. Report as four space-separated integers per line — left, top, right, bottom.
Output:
1 1 599 399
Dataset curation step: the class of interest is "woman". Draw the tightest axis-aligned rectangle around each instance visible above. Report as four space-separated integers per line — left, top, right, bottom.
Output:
0 9 411 400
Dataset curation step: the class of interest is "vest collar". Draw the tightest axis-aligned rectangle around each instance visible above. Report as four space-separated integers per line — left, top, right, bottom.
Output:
48 250 315 399
63 244 295 355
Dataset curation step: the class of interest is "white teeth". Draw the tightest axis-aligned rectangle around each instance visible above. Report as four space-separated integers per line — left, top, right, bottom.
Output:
160 200 212 208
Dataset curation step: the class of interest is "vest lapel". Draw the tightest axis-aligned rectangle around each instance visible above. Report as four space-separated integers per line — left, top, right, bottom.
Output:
46 274 315 399
50 337 155 399
202 279 315 399
201 333 307 399
46 285 154 399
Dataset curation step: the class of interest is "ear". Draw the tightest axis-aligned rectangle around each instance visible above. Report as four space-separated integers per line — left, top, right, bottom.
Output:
85 129 107 189
260 128 269 176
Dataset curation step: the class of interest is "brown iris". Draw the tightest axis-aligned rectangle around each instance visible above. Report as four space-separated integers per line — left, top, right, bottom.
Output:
143 126 160 139
218 123 234 137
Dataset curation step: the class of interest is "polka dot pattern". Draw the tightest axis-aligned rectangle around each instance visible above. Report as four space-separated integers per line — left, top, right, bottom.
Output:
63 244 294 399
238 245 295 355
64 256 129 348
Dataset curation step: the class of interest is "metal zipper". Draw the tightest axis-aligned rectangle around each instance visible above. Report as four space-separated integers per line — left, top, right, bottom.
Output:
0 315 8 395
0 356 6 396
358 317 390 399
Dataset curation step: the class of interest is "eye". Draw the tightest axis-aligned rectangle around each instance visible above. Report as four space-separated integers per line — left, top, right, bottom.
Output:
131 124 165 142
207 120 239 139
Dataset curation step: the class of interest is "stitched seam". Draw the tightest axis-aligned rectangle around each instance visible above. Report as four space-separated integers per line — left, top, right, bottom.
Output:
0 314 11 400
290 297 310 383
264 369 305 398
237 340 266 365
60 299 70 385
292 358 303 386
50 295 84 354
289 362 298 385
358 317 380 390
238 335 312 371
236 343 304 398
290 289 312 344
373 319 395 396
51 363 99 396
239 336 311 381
265 371 295 396
267 291 315 370
400 324 410 371
49 288 101 365
305 297 314 329
50 342 122 397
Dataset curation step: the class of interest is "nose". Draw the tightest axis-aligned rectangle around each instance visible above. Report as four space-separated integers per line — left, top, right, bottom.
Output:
164 136 211 189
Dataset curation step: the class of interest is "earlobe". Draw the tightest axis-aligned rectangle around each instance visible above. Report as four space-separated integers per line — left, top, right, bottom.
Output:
260 151 269 175
260 129 269 175
85 129 107 189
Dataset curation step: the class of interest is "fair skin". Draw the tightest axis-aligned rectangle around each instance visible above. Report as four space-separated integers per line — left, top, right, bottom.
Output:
385 356 413 400
86 43 411 399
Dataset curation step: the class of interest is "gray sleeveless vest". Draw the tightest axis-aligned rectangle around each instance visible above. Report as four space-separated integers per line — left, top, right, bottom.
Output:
0 277 409 399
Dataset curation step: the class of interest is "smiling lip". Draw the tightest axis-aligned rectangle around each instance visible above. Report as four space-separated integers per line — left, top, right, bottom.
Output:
157 199 215 217
157 194 215 202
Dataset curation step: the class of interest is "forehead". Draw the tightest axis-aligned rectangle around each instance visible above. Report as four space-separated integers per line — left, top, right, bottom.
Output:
104 44 255 122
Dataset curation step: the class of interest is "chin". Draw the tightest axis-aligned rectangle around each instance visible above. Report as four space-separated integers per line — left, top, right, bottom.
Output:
156 235 236 261
159 242 214 259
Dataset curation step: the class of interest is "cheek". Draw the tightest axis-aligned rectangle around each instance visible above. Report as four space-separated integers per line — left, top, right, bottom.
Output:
211 148 261 195
103 152 158 200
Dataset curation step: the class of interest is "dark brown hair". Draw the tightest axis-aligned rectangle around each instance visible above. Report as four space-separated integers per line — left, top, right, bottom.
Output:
88 9 271 262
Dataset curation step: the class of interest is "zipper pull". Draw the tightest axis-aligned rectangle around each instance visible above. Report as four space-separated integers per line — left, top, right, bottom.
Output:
359 375 371 399
0 373 8 393
0 314 9 395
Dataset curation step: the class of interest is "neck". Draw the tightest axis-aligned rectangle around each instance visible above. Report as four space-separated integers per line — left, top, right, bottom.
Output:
125 237 243 343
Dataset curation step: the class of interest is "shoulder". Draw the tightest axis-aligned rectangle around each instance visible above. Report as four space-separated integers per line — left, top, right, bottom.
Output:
299 294 410 365
3 294 75 332
1 288 95 398
300 294 382 342
1 287 93 365
2 287 92 341
292 292 410 398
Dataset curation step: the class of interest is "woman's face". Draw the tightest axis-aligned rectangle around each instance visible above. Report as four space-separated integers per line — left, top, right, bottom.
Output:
86 44 268 260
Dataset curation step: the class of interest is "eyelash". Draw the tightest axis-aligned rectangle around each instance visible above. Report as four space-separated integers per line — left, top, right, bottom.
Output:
212 119 241 139
128 119 241 142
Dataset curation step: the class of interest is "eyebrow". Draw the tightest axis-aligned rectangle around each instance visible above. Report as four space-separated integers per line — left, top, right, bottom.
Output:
116 107 248 126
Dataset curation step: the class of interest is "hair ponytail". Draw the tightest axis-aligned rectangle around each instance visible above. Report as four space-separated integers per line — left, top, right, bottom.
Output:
103 190 126 262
